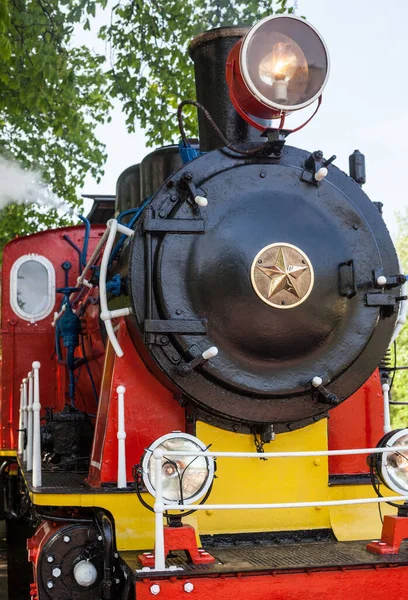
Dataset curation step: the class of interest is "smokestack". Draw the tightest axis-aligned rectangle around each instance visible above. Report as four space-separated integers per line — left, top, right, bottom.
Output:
189 28 261 152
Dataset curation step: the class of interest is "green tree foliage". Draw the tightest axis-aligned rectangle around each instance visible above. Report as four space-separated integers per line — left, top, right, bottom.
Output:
390 212 408 427
0 0 291 253
99 0 292 147
0 0 111 247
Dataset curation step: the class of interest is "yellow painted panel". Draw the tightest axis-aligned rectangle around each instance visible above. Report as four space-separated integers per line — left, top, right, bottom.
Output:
329 485 397 541
0 450 17 456
31 491 198 552
196 420 331 534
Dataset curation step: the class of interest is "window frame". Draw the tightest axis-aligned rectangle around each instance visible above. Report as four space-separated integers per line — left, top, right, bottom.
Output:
10 254 56 323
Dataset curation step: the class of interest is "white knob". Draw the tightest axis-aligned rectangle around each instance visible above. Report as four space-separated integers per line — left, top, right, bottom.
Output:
184 582 194 593
202 346 218 360
150 584 161 595
315 167 328 182
382 383 390 393
377 276 387 286
73 560 98 587
312 376 323 388
194 195 208 207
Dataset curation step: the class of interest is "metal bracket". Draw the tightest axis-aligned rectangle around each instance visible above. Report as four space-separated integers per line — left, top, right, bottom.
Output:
311 377 339 406
339 259 357 298
144 319 208 335
301 150 336 185
143 217 205 233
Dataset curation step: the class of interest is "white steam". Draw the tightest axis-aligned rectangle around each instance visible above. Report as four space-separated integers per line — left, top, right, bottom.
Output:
0 157 73 214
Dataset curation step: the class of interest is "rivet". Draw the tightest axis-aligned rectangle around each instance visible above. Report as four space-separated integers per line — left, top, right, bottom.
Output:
159 210 166 218
47 555 54 563
114 553 119 559
206 510 213 516
150 584 161 595
63 536 70 543
170 195 177 202
315 506 322 511
353 224 359 230
281 300 286 305
115 578 120 584
52 567 61 578
98 535 103 541
184 582 194 593
260 171 266 178
314 458 321 466
176 309 182 315
47 581 54 589
258 259 262 264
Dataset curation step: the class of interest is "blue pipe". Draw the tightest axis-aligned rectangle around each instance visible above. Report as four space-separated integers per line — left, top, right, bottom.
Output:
78 215 91 269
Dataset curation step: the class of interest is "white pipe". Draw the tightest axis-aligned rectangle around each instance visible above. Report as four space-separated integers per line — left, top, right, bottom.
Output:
154 450 165 571
116 385 127 489
383 383 392 434
116 222 135 237
22 379 28 462
32 361 42 487
160 445 408 459
99 220 128 358
18 384 24 456
163 495 408 512
100 307 132 322
26 372 33 471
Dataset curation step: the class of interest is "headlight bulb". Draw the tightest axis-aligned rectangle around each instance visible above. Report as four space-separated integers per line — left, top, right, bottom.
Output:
259 39 306 104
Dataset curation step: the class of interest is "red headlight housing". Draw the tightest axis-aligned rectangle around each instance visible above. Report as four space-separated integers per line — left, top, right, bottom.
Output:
226 15 330 130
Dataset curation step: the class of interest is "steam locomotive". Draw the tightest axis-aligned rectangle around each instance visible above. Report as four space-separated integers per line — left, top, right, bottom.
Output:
1 13 408 600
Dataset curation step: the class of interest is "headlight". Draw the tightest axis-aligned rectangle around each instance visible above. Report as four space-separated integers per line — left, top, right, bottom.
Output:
226 15 330 121
374 429 408 495
141 432 215 505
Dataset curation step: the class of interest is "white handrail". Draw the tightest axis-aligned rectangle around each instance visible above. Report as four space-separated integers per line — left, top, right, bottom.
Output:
99 219 133 358
18 384 24 456
154 450 166 571
26 372 33 471
163 496 408 511
117 385 127 489
150 444 408 572
22 379 28 462
32 361 42 487
158 445 408 459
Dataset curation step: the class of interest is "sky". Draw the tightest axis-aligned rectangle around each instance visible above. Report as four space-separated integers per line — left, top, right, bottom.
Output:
79 0 408 239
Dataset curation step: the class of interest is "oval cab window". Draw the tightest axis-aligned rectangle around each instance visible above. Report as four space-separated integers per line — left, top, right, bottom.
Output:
10 255 55 322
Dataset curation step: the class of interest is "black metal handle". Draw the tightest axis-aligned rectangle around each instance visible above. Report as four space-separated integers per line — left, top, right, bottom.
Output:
339 259 356 298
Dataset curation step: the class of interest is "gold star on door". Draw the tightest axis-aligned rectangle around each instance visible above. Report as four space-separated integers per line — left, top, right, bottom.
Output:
257 247 307 300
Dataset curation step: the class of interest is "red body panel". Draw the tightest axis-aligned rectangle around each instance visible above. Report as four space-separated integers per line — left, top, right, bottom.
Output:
328 370 384 475
88 320 185 486
135 566 408 600
1 226 105 449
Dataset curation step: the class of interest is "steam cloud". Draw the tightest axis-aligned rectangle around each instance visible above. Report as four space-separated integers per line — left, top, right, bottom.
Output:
0 157 72 213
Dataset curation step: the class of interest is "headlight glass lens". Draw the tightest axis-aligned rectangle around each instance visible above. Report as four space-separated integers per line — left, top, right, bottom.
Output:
378 430 408 495
142 433 214 505
241 16 329 111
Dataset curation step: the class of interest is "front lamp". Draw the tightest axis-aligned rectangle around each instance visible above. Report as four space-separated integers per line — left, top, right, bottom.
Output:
373 429 408 496
226 15 330 129
141 432 215 505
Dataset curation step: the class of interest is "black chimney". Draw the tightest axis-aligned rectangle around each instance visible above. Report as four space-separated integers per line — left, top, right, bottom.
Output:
189 28 261 152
